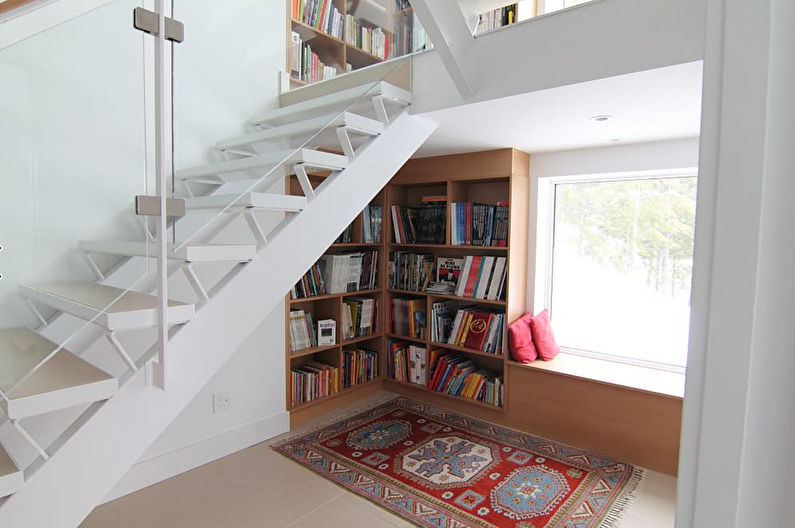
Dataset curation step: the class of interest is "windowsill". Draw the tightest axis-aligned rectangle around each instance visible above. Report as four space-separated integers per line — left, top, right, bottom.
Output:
508 352 685 399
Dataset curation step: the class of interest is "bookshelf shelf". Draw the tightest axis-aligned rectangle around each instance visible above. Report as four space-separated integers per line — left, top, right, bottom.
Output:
387 289 507 307
290 343 340 359
291 18 347 46
288 149 529 425
342 332 382 346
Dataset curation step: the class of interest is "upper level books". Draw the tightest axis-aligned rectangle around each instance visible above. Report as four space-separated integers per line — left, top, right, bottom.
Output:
292 250 379 299
451 202 509 247
390 203 446 244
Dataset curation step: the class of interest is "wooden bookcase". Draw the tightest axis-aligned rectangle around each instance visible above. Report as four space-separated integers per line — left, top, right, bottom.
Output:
286 0 413 88
382 149 529 415
285 172 388 417
286 149 529 424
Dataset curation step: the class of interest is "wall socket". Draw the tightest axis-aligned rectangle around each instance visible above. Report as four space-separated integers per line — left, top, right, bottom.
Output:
212 391 232 414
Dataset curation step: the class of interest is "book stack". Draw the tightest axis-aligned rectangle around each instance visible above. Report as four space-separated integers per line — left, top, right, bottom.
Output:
342 347 379 388
387 340 427 385
292 0 344 39
428 353 503 407
430 301 454 343
390 203 446 244
450 202 510 247
342 297 378 340
345 15 389 59
320 250 379 293
363 205 383 243
289 310 318 351
476 4 518 34
390 298 427 339
446 307 505 354
291 262 327 299
291 361 339 407
290 33 339 83
389 252 434 292
454 255 507 301
425 257 463 294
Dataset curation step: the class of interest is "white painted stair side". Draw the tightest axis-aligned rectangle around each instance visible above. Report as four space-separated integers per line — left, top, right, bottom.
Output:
185 192 307 212
176 148 348 183
0 445 23 499
78 241 256 263
216 112 383 151
0 112 437 528
18 282 195 331
0 328 117 420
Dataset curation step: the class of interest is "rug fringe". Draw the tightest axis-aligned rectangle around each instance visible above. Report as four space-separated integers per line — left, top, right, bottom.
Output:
597 466 645 528
269 393 399 448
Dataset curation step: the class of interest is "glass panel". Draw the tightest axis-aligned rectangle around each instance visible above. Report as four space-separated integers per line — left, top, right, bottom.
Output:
0 0 151 402
550 177 697 368
466 0 599 35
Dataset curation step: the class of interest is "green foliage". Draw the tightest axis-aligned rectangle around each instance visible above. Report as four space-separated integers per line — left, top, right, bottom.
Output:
555 177 697 295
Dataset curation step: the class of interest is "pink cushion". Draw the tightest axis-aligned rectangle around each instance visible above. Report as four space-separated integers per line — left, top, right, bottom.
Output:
508 313 537 363
530 309 560 361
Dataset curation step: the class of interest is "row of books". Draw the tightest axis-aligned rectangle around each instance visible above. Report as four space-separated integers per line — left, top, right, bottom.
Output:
387 340 427 386
392 2 430 55
291 262 326 299
345 15 389 59
290 37 339 84
429 353 504 407
451 202 509 247
476 4 518 35
342 347 379 388
391 203 446 244
320 250 379 294
342 297 377 340
446 307 505 354
388 252 434 292
430 301 454 343
292 0 344 39
289 310 317 351
390 297 426 340
363 205 383 243
335 221 354 243
454 256 507 301
290 361 339 407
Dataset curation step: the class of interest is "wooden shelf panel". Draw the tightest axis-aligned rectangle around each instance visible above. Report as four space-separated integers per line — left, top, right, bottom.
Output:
387 289 506 307
385 379 505 413
389 243 508 252
291 19 347 47
341 332 383 346
290 288 382 304
385 333 427 345
289 343 340 359
429 342 505 360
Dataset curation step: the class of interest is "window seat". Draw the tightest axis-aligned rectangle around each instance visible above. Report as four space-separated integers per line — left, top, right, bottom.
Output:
508 352 685 399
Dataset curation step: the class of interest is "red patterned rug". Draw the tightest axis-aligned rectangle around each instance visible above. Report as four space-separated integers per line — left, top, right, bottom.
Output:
274 397 642 527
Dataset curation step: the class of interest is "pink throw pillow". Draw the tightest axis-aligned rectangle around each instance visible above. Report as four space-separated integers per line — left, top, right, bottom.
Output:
529 309 560 361
508 313 537 363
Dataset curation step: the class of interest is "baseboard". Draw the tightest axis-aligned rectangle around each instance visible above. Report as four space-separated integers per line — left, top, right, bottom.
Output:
102 411 290 503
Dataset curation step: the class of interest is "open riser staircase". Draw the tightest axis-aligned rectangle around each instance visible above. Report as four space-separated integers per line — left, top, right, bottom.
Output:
0 81 436 527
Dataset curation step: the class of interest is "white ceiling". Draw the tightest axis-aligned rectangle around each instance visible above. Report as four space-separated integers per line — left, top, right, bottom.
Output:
412 61 703 158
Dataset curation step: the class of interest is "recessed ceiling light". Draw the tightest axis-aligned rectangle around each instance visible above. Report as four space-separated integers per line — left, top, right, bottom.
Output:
589 115 614 123
610 138 622 142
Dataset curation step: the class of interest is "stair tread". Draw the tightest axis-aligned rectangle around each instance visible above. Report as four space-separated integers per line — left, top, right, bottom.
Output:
186 192 307 211
177 148 347 181
0 328 115 401
0 442 22 499
79 241 256 262
216 111 383 150
250 81 412 126
0 446 19 479
21 281 190 313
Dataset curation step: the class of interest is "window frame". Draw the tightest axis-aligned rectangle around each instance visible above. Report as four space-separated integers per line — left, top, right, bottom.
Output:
539 168 699 374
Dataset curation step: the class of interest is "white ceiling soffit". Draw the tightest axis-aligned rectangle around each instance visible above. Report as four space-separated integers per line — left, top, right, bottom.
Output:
413 61 703 157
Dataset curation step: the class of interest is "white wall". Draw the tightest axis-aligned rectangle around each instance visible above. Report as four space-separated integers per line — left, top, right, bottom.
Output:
526 137 700 311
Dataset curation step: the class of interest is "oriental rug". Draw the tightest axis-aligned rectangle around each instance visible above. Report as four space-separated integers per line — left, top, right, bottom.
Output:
273 397 642 527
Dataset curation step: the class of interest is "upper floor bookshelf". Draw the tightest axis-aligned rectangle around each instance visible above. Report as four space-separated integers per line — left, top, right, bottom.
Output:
286 0 429 87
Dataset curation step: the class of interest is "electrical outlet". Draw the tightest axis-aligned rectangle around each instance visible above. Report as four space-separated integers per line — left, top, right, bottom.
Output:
213 391 231 414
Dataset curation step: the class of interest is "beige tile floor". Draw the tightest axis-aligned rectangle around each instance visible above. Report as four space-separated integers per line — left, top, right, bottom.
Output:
81 391 676 528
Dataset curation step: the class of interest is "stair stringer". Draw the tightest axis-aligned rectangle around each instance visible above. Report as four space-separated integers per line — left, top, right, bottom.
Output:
0 112 437 528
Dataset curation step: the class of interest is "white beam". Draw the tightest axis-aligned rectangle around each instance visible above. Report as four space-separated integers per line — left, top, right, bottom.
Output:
410 0 475 98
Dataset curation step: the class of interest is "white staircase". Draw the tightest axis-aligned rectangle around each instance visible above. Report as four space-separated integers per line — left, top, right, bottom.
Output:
0 80 436 527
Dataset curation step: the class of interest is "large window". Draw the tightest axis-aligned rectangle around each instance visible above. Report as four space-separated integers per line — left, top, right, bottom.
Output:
547 174 697 370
